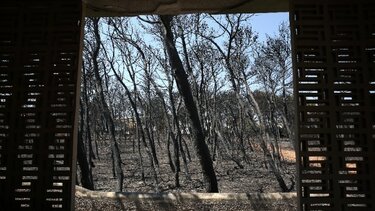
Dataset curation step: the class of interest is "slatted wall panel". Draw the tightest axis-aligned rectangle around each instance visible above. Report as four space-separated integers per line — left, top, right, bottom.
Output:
290 0 375 210
0 1 82 210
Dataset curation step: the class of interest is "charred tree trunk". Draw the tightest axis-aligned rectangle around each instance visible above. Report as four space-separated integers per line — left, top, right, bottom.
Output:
77 100 94 190
160 15 218 193
81 61 97 164
90 17 124 192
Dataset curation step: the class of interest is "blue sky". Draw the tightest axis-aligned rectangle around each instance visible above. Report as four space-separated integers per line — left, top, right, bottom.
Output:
251 12 289 40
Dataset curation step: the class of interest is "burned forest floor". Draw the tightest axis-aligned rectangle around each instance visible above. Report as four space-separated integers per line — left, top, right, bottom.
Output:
75 136 297 210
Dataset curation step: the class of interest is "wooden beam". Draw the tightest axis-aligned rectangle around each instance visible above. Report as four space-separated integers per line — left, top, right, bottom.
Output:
84 0 289 17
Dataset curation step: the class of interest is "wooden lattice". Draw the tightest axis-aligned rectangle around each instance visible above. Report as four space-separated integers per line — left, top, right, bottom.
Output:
0 1 82 210
291 0 375 210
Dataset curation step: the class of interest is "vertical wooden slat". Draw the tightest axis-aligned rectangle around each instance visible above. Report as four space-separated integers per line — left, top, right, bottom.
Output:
290 0 375 210
0 1 82 210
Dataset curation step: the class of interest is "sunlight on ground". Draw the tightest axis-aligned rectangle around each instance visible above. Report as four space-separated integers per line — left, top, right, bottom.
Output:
281 148 296 163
